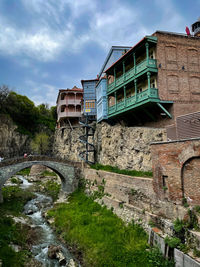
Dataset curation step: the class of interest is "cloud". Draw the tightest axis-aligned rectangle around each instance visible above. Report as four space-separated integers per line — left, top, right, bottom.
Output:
0 0 145 62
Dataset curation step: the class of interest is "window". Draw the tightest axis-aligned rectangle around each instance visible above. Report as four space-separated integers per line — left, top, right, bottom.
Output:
85 101 95 108
61 93 65 100
151 79 155 88
149 51 154 59
137 87 143 93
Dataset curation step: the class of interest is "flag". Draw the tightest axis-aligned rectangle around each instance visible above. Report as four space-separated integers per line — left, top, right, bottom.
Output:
185 26 190 36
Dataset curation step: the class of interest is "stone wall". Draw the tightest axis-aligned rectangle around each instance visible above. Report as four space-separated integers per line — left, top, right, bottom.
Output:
0 114 30 158
53 122 167 171
94 122 166 171
83 168 187 233
53 126 84 162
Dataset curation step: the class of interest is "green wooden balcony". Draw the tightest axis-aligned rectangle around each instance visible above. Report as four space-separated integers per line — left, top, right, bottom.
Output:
107 58 157 93
108 87 159 117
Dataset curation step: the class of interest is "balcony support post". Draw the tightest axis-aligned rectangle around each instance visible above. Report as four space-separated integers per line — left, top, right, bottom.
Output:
134 79 137 102
114 68 116 86
145 42 149 65
133 53 136 74
123 61 125 81
147 72 151 97
124 85 126 107
114 92 117 111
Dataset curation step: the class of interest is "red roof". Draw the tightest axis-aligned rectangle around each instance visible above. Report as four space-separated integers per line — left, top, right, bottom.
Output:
59 86 83 93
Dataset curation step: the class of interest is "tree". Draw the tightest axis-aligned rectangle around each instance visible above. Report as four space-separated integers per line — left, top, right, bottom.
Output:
0 85 10 113
30 133 49 155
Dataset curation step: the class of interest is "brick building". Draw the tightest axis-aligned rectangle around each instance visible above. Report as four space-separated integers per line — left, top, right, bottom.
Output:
56 86 83 128
105 29 200 127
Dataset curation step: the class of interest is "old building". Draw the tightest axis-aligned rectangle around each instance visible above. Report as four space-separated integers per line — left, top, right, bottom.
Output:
96 46 131 123
56 86 83 128
105 28 200 127
81 79 98 120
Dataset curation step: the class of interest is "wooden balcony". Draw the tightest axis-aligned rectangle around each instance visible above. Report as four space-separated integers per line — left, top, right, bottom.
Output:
58 110 82 120
57 99 82 108
108 87 159 117
107 58 157 93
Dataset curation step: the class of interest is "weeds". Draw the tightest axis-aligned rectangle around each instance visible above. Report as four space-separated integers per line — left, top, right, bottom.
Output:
0 185 35 266
90 163 153 178
48 189 173 267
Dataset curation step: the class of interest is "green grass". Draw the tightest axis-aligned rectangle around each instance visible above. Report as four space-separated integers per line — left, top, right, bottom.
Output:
48 190 174 267
1 186 34 216
43 181 61 201
40 170 57 177
90 163 153 178
0 185 35 266
16 168 31 176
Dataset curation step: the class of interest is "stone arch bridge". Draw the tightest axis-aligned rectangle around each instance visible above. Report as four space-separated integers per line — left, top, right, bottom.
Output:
0 156 82 203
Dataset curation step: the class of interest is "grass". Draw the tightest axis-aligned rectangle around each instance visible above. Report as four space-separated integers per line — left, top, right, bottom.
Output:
48 189 174 267
90 163 153 178
40 170 57 177
16 168 31 176
1 186 34 216
43 181 61 201
0 185 35 266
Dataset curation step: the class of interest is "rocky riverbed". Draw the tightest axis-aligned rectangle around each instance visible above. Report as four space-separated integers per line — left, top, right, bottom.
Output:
4 169 80 267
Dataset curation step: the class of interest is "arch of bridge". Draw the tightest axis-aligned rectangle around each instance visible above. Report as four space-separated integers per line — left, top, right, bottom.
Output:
0 156 77 194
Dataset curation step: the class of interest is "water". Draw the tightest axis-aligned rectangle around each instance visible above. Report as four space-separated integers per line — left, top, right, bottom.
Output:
17 175 78 267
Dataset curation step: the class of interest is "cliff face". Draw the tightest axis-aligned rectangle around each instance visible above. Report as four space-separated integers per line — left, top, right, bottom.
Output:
0 115 30 158
53 127 85 162
53 122 167 171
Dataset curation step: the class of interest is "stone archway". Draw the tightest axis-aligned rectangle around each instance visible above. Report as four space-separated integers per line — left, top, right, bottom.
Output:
0 157 78 203
181 156 200 205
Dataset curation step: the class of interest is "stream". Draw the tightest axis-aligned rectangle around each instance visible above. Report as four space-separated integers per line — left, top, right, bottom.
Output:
17 175 79 267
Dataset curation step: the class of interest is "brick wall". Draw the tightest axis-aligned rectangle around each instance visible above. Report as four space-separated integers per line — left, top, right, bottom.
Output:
155 32 200 125
151 138 200 205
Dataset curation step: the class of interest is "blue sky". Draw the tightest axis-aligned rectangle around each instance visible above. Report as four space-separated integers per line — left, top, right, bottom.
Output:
0 0 199 106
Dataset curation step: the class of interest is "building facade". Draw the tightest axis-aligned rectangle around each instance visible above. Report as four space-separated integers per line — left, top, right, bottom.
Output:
81 79 98 119
96 77 107 122
105 31 200 127
96 46 131 123
56 86 83 127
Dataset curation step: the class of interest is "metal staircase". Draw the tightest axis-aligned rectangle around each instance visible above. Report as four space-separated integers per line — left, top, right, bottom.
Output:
79 115 95 164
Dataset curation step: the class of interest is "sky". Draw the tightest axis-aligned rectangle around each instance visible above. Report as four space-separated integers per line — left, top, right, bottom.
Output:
0 0 199 106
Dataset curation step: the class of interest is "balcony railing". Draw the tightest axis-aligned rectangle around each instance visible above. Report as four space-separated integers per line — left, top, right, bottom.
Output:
108 58 157 93
57 98 82 108
58 110 82 119
108 87 159 116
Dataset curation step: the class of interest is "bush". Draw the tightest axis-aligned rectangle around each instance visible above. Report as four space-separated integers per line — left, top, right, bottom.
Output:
165 236 181 248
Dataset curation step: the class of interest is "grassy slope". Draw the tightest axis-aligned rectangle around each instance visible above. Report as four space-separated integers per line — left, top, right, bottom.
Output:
48 190 174 267
90 163 153 178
